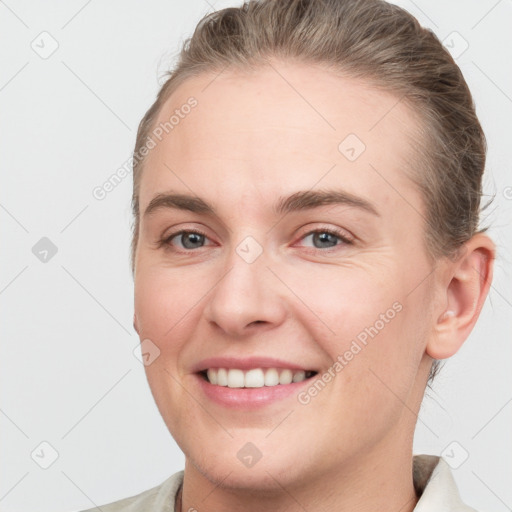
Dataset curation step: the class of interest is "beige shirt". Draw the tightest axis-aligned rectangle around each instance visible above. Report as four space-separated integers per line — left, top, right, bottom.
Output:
79 455 477 512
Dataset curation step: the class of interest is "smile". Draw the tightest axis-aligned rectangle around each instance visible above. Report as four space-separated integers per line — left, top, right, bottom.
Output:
200 368 318 388
194 368 320 409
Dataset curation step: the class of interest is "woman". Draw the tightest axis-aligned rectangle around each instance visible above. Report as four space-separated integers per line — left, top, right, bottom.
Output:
83 0 495 510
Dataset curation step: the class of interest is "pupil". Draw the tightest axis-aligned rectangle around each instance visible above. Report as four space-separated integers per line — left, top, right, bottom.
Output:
182 233 204 249
314 232 337 248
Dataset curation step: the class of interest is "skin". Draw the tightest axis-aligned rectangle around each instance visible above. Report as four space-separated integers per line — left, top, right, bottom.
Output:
132 60 495 512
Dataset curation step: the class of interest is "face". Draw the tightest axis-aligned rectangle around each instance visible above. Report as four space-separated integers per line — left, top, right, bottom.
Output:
133 61 438 490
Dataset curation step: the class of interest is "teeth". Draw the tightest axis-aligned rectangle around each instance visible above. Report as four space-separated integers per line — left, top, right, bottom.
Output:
292 370 306 383
203 368 313 388
217 368 228 386
279 369 293 385
245 368 265 388
264 368 279 386
227 369 244 388
206 368 217 385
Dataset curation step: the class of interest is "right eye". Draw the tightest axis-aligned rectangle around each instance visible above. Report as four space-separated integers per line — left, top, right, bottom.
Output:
162 229 214 251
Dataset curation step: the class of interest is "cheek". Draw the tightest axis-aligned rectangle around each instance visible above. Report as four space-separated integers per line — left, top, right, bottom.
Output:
340 292 430 421
289 263 400 342
134 267 207 345
133 268 206 409
134 268 207 430
295 264 425 391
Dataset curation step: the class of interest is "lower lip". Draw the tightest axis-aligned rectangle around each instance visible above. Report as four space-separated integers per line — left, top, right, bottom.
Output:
194 373 314 409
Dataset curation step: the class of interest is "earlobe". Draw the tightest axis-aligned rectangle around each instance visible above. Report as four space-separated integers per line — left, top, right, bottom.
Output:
426 233 495 360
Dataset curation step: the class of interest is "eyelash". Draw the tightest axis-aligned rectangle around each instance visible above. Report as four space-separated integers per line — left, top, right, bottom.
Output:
158 227 353 253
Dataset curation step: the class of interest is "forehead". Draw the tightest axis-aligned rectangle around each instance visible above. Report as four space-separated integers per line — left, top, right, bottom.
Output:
140 61 424 219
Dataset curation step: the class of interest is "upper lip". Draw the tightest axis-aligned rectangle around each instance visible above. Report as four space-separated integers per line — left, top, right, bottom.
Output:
192 356 316 373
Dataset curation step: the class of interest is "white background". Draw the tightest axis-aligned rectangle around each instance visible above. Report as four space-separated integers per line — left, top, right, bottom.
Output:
1 0 511 511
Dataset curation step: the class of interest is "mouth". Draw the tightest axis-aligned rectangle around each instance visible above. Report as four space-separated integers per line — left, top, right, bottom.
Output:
198 367 319 388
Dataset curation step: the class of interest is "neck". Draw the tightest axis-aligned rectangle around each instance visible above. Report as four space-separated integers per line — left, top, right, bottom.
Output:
178 437 418 512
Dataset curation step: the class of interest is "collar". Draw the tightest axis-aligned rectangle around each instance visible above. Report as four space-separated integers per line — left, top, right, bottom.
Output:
412 455 477 511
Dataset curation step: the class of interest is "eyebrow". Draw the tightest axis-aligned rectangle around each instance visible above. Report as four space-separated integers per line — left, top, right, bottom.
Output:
143 189 380 218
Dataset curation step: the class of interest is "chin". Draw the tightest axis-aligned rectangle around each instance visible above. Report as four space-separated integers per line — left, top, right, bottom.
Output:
189 453 307 494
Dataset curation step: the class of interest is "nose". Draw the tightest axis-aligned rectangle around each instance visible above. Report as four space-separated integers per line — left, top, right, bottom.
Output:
203 244 287 338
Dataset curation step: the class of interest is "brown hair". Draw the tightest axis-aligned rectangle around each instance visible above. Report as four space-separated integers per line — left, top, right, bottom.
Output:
130 0 490 382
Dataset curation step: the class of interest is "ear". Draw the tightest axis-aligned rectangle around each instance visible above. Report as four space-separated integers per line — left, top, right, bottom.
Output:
426 233 495 359
133 313 140 335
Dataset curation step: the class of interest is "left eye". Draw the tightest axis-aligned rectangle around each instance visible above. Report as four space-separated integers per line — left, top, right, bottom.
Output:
299 229 351 249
